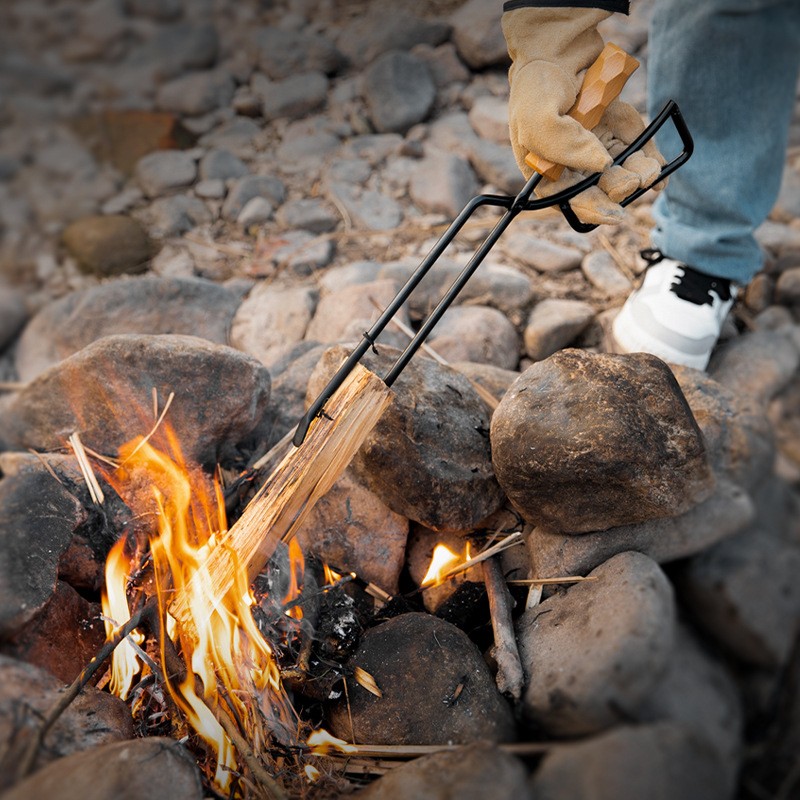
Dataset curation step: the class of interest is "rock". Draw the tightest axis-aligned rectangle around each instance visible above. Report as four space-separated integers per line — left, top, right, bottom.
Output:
198 149 248 181
261 71 328 121
636 625 743 791
491 350 714 534
467 139 525 195
526 477 755 579
305 279 407 346
451 360 519 405
123 0 183 20
276 198 338 233
451 0 511 70
776 266 800 305
139 194 212 237
156 69 235 116
307 345 504 530
237 196 273 226
251 27 344 79
412 42 471 89
672 366 774 491
15 276 241 382
337 8 451 67
319 261 382 293
276 131 340 172
530 722 731 800
581 250 632 295
426 305 520 370
62 215 154 277
363 51 436 135
523 299 595 361
409 150 479 218
708 327 800 407
517 552 676 735
502 232 583 273
744 272 774 313
130 22 219 82
1 581 106 684
199 116 260 150
0 655 134 788
326 182 403 231
221 175 286 222
468 95 509 144
193 178 225 199
230 282 318 366
1 334 272 468
101 186 145 214
0 286 28 351
356 742 531 800
134 149 197 197
326 613 515 745
678 524 800 668
293 468 408 595
339 134 405 164
774 165 800 221
0 472 85 639
3 737 203 800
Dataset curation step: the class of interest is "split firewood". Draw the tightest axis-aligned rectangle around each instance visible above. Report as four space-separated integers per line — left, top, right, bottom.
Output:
170 363 393 632
482 556 525 700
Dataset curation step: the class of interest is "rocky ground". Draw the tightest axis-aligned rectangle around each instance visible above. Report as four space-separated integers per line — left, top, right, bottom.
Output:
1 1 800 799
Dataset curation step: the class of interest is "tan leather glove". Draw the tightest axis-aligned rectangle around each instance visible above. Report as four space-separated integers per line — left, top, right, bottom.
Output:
502 7 665 225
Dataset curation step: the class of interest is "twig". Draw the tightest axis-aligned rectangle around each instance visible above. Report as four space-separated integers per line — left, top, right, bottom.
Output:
315 741 556 759
16 599 157 781
0 381 26 392
121 391 175 465
508 576 597 586
482 557 524 700
597 233 637 283
68 432 105 505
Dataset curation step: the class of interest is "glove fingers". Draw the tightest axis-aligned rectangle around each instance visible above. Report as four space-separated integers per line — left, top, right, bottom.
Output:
536 168 624 225
598 165 639 203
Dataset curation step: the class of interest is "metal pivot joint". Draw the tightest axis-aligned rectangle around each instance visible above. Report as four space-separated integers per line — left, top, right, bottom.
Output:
293 100 693 446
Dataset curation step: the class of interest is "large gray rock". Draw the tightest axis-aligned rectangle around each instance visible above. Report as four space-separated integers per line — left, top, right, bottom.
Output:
491 350 714 534
326 613 515 745
0 472 85 639
517 552 675 736
337 8 451 67
530 722 731 800
307 345 504 530
62 215 154 277
363 51 436 135
451 0 511 69
525 476 754 579
356 742 531 800
2 335 272 468
3 737 203 800
0 655 134 789
251 27 344 79
14 276 241 382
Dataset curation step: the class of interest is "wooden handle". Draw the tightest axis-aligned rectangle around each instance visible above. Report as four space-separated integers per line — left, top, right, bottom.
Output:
525 42 640 182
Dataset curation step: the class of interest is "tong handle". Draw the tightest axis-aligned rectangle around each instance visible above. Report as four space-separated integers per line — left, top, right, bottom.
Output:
525 42 640 182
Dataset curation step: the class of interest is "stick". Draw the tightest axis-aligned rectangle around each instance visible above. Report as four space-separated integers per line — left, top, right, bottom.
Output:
508 576 597 586
483 557 524 700
16 599 157 781
170 363 393 630
315 741 556 759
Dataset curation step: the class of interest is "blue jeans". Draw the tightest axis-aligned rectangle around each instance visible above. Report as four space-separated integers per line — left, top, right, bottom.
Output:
648 0 800 284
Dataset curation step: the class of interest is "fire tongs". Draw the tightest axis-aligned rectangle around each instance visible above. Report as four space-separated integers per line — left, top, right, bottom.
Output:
293 48 693 447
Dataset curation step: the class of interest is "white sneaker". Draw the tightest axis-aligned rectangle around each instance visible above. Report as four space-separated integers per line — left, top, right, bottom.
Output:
611 250 736 371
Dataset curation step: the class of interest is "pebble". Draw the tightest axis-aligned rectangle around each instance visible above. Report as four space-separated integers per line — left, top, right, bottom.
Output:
261 71 329 122
409 150 479 218
363 51 436 135
773 165 800 221
251 26 344 80
467 138 525 195
0 287 29 351
327 182 403 230
142 194 212 237
221 174 286 221
198 148 248 181
467 95 509 144
276 198 339 233
62 214 154 277
198 116 260 150
236 196 273 226
581 249 632 295
134 149 197 197
491 350 714 534
230 282 317 366
426 305 520 370
193 178 226 199
450 0 511 70
523 298 595 361
775 266 800 305
502 232 583 273
326 613 515 745
156 69 235 117
124 0 184 20
412 42 472 89
100 186 145 215
276 132 340 172
517 551 676 735
308 344 504 530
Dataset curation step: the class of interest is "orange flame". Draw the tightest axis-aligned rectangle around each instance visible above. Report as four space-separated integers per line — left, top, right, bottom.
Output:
283 538 305 621
307 729 357 755
421 542 473 587
103 428 296 792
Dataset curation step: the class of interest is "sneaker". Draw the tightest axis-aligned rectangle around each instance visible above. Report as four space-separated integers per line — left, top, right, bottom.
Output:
610 249 736 371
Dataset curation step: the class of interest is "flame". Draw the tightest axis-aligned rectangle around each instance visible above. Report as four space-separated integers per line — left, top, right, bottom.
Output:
103 427 296 793
323 564 341 584
421 542 472 587
283 538 305 620
307 729 358 755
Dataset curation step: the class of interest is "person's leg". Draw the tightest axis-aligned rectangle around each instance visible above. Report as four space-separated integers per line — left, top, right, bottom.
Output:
647 0 800 285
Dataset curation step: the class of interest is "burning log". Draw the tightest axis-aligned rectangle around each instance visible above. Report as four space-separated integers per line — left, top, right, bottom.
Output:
169 362 393 632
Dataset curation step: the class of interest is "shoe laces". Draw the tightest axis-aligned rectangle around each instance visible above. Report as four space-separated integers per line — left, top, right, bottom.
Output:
641 249 732 307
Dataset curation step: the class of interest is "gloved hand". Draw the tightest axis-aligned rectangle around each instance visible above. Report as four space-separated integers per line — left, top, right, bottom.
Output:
502 7 665 225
